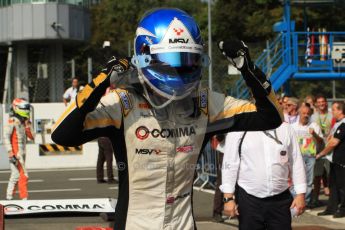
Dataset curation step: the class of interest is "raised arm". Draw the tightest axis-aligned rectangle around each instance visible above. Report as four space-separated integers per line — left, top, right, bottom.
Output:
51 57 130 146
207 39 283 136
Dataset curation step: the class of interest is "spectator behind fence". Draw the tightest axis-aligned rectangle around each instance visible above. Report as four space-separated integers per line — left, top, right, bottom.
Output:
63 77 84 106
311 95 335 204
316 101 345 218
305 95 316 112
292 104 323 208
284 97 299 124
212 134 225 222
220 123 306 230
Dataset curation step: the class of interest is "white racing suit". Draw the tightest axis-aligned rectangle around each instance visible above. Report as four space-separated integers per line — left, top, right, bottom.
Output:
5 115 34 200
52 66 283 230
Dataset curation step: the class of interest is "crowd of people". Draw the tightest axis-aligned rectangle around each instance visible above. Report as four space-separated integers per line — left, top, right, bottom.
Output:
211 93 345 227
279 94 344 213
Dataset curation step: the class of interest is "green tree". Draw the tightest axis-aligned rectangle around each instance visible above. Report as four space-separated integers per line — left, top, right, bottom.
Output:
74 0 345 99
213 0 345 98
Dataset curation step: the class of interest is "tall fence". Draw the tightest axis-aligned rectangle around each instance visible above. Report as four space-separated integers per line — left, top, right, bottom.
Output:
27 62 70 103
4 58 105 104
194 141 221 191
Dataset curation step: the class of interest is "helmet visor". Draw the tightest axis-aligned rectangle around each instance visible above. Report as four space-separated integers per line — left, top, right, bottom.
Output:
149 43 206 67
135 42 208 98
145 52 203 85
14 109 30 118
17 103 30 110
151 52 203 68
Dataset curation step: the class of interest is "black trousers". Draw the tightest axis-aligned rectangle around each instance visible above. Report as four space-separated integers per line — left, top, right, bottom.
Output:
325 163 345 213
237 186 293 230
97 137 114 181
213 152 224 215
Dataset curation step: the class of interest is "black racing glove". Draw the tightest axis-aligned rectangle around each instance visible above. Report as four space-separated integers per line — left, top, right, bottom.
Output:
101 56 131 76
9 155 18 166
77 56 131 113
218 39 271 96
218 39 254 71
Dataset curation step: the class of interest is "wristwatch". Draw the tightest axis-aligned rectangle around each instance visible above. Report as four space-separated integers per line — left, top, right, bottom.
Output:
223 196 234 203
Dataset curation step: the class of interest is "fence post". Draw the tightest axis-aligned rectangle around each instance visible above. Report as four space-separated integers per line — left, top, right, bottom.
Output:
88 57 93 83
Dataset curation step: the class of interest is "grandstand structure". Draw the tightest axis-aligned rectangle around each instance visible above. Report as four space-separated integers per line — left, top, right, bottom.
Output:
0 0 93 104
232 0 345 98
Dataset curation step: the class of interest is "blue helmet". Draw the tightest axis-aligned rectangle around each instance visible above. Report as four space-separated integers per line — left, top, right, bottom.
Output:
133 8 208 100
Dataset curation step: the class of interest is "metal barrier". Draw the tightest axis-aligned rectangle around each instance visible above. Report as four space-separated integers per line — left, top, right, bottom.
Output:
194 141 220 191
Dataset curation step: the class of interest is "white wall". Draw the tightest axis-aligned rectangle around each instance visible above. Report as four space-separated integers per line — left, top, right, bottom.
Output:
26 142 100 169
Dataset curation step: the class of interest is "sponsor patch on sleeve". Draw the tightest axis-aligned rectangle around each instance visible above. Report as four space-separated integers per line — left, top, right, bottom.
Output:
199 89 208 115
115 89 132 117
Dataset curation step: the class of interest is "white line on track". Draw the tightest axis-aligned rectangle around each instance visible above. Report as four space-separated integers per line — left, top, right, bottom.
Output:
108 187 118 190
26 188 81 193
69 177 119 181
0 179 44 184
68 178 96 181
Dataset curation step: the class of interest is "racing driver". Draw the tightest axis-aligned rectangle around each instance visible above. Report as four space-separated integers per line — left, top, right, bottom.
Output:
5 98 34 200
52 8 283 230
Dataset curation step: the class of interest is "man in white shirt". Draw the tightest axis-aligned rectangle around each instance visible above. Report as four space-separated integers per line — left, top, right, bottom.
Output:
220 123 306 230
292 104 323 208
63 77 84 106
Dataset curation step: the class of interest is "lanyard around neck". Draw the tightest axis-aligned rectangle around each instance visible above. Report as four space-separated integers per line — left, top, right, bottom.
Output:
318 113 328 125
263 130 282 145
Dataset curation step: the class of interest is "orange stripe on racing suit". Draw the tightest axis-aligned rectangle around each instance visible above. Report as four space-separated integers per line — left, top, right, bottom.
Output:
10 127 19 156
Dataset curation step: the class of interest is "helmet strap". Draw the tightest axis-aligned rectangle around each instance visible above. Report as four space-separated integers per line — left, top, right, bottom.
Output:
138 73 176 109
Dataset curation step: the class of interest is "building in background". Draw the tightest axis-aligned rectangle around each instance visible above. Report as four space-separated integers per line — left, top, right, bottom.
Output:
0 0 92 103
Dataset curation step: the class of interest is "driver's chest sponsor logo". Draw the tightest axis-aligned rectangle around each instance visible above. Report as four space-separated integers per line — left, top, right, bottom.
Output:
135 148 161 155
176 145 194 153
135 125 197 140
